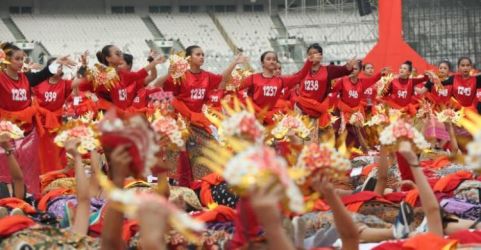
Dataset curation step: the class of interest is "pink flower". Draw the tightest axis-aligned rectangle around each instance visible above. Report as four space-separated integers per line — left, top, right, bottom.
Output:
69 126 90 137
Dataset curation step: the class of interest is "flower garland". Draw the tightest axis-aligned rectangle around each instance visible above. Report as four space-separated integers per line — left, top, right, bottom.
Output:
0 120 24 140
295 143 351 182
379 119 430 151
271 114 312 141
86 63 119 91
54 122 100 155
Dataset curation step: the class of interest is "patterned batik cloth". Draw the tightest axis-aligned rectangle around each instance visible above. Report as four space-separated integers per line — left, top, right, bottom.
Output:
186 125 215 180
0 225 100 249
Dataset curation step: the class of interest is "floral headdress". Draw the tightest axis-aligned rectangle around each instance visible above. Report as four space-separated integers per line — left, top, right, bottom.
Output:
295 143 351 184
226 67 253 91
98 110 159 177
379 119 430 151
268 113 313 143
436 108 464 125
54 120 100 155
169 51 190 85
199 138 305 213
86 63 119 91
376 73 395 97
150 110 189 151
204 97 264 144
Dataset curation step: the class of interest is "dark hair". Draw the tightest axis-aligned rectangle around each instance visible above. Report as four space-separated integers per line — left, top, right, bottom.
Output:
46 57 57 66
123 53 133 67
402 60 413 72
186 45 201 57
457 57 472 66
0 42 21 59
307 43 323 54
438 60 452 71
96 45 114 66
260 51 277 63
362 63 373 71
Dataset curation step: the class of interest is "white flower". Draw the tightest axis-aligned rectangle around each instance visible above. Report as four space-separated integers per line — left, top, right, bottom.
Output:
224 146 304 213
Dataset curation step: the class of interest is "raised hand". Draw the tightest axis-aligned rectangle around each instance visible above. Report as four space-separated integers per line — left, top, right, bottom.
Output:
57 55 77 68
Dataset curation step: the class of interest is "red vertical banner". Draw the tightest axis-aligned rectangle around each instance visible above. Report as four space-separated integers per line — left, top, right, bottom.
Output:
363 0 434 72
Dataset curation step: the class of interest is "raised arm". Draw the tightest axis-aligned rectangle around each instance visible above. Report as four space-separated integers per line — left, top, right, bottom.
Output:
101 145 133 250
280 59 314 89
313 175 359 250
218 54 249 90
27 55 77 87
65 139 90 236
249 180 296 250
0 134 25 199
398 141 443 236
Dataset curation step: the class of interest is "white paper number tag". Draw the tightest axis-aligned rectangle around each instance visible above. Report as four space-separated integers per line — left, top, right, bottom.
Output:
73 96 81 106
350 167 363 177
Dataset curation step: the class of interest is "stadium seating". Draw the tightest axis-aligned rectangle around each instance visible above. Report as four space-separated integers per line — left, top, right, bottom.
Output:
216 13 278 70
150 13 233 72
12 14 153 69
280 11 377 62
0 21 16 42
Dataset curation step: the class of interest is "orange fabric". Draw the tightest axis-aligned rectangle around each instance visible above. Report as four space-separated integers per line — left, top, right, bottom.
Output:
313 199 330 211
402 232 457 250
0 198 36 214
361 162 378 176
336 99 365 114
38 188 74 211
346 201 364 212
199 173 224 206
94 98 114 111
193 205 236 222
40 172 69 192
420 156 450 170
296 96 331 127
172 97 212 133
0 215 35 237
0 99 60 136
433 171 472 193
122 220 139 242
405 189 419 207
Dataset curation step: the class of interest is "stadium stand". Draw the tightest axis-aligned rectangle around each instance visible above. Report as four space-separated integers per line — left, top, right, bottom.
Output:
0 20 16 42
150 13 233 72
11 14 153 69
